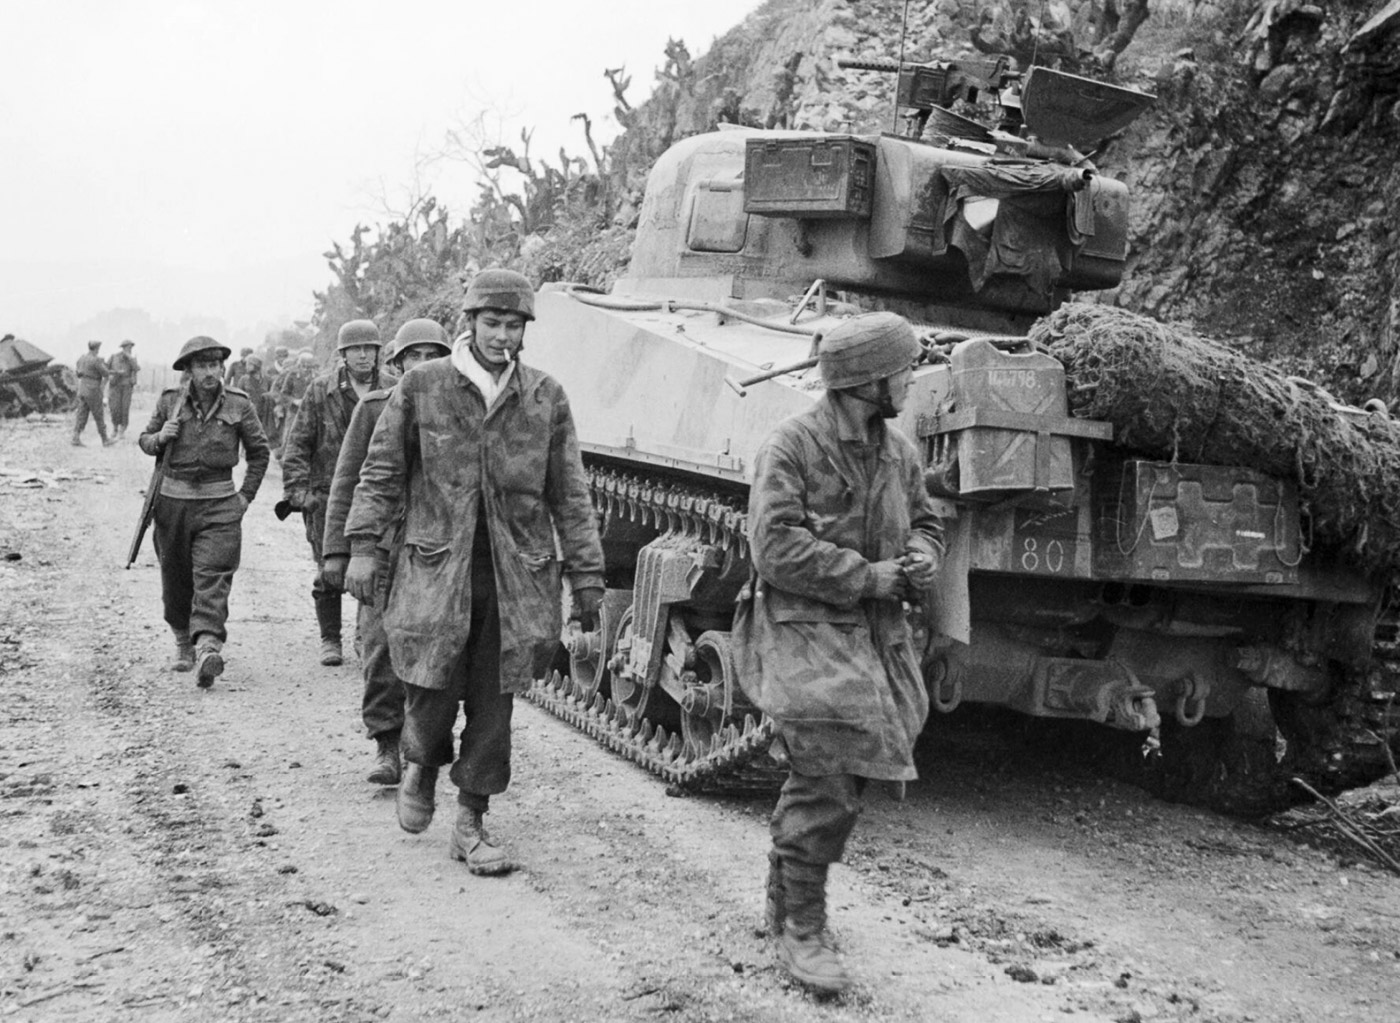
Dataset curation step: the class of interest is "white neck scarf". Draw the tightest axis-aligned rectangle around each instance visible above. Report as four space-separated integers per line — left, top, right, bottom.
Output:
452 333 515 409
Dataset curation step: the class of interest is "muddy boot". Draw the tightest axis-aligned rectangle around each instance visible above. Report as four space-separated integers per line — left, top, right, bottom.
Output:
315 593 343 666
776 860 850 995
449 806 511 875
193 635 224 689
765 850 786 936
171 629 195 672
367 732 402 786
396 763 438 833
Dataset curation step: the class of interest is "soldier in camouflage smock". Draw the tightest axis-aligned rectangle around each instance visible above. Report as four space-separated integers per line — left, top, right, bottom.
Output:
736 312 944 994
281 320 383 667
344 270 603 876
322 319 450 786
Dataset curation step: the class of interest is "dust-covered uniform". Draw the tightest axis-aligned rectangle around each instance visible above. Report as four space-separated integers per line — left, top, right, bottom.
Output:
343 356 603 805
138 384 270 646
107 349 140 431
282 363 380 647
739 394 942 864
72 351 111 443
322 389 402 741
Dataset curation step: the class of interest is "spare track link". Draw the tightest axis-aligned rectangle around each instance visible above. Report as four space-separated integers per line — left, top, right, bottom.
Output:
527 464 783 792
582 464 750 553
527 671 781 792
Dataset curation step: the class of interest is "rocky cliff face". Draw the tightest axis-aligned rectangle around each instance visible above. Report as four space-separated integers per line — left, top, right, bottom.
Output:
607 0 1400 404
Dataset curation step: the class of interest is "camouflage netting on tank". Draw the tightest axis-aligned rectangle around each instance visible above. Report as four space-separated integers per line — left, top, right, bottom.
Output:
1028 303 1400 578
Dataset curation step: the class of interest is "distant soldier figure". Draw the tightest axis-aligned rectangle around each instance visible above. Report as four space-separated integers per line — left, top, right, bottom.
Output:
107 339 141 440
239 354 273 435
322 319 450 785
281 321 383 667
138 336 271 687
72 340 115 447
224 346 255 385
736 312 944 994
272 350 317 455
344 270 604 875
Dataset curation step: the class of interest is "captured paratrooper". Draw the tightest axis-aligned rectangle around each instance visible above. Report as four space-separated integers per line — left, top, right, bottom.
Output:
136 335 271 688
344 270 604 875
279 319 384 667
322 318 452 787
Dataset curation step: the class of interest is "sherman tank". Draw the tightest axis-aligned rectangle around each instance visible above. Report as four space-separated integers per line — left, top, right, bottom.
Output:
523 57 1399 814
0 334 78 418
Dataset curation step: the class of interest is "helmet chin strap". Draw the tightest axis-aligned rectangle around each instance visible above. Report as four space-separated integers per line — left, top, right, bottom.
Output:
845 378 899 419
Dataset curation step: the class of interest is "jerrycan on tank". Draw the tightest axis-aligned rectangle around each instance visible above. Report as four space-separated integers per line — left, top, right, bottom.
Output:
930 338 1105 498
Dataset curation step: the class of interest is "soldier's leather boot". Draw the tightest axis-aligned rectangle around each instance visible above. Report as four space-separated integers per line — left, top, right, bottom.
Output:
367 732 402 786
765 850 786 936
315 593 343 666
396 763 438 833
193 636 224 689
171 629 195 672
776 860 851 995
449 806 511 875
70 437 83 447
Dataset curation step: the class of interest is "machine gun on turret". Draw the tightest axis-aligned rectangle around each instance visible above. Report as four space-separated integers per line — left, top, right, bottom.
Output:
839 55 1154 167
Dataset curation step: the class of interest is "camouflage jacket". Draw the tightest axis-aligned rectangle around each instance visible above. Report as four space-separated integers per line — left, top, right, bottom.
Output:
344 357 604 693
107 351 140 384
273 366 316 407
735 394 943 780
322 388 392 561
282 364 380 500
137 385 271 504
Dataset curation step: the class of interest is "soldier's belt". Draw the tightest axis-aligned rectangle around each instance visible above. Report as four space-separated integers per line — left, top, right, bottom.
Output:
164 468 234 483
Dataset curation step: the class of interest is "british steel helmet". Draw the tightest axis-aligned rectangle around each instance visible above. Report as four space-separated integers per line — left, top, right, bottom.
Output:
336 319 382 350
172 335 232 371
383 318 450 364
818 312 918 390
462 268 535 321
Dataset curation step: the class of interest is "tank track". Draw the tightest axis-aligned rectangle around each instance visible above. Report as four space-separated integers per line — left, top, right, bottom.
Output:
527 464 784 793
527 671 781 793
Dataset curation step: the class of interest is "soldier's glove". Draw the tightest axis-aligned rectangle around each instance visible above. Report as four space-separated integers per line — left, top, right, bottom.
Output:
320 554 349 592
570 586 605 632
274 489 305 521
344 555 379 605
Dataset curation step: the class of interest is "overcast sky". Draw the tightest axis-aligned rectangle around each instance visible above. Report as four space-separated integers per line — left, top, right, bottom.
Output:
1 0 760 357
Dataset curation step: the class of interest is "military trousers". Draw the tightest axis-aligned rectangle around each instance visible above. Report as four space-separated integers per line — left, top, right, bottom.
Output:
301 498 342 641
109 382 134 429
358 559 403 740
400 552 512 809
152 493 244 644
770 770 869 866
73 387 109 441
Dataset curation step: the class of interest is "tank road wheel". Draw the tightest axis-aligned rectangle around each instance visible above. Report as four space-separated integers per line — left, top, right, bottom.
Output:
609 606 651 729
564 589 633 704
680 631 737 760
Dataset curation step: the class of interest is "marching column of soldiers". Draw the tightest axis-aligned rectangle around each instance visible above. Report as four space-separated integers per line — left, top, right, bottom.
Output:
127 270 941 996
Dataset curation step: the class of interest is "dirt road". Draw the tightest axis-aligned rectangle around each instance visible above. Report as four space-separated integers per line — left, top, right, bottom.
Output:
3 406 1400 1023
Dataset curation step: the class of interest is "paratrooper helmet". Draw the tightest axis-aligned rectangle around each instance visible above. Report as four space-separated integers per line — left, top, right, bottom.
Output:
336 319 382 350
462 268 535 321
